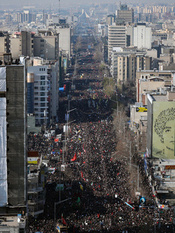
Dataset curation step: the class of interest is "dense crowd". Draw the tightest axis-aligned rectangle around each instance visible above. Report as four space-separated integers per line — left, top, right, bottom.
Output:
28 39 175 233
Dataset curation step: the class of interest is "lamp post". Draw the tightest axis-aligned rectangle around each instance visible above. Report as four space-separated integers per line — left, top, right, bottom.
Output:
130 163 140 191
63 108 76 164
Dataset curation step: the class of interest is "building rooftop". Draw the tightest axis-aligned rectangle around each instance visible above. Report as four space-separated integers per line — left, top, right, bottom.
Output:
0 216 25 228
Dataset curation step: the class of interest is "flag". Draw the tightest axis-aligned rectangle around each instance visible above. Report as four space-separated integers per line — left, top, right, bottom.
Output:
80 184 83 191
81 171 83 178
61 214 67 225
71 153 77 162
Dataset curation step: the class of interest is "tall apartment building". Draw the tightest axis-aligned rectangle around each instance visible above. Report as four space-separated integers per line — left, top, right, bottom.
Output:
134 23 152 50
33 30 59 61
116 4 134 24
27 59 59 125
110 48 152 83
17 10 36 23
10 31 34 59
55 27 71 58
108 25 126 61
0 31 10 55
0 63 27 231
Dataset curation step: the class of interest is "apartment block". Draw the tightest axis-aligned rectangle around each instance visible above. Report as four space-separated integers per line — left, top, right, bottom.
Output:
108 25 126 61
27 59 59 126
116 4 134 24
0 63 27 231
110 48 152 83
134 23 152 50
33 30 59 61
10 31 34 59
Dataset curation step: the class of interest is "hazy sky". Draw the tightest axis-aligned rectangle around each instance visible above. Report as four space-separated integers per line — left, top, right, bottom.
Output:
0 0 174 10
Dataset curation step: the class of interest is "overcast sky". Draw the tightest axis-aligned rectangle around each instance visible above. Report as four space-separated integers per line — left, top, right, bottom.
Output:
0 0 174 10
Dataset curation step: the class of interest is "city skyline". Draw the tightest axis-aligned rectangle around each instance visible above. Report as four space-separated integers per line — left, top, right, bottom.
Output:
0 0 175 10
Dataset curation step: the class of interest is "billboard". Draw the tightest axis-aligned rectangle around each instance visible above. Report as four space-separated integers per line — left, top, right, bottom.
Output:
153 102 175 159
136 107 147 112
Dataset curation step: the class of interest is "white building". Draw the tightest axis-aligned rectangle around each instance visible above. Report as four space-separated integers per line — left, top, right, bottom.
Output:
28 65 49 125
134 23 152 50
108 24 126 61
27 59 59 126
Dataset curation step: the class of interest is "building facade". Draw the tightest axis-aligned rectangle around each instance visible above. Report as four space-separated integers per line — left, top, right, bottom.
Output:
134 23 152 50
108 25 126 61
0 64 27 229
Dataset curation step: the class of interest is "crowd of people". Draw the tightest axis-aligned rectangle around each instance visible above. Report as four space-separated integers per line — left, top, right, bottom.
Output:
28 37 175 233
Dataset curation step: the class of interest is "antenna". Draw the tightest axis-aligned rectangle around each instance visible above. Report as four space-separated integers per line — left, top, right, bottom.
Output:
58 0 60 24
43 10 44 26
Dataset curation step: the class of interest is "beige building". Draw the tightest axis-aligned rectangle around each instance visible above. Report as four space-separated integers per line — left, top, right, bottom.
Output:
116 4 134 24
136 70 174 104
110 48 152 83
0 31 10 55
33 30 59 61
10 31 34 59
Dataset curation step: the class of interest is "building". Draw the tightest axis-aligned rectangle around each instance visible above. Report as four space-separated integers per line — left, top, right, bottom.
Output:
108 25 126 61
10 31 34 59
147 90 175 159
27 65 49 126
17 10 36 23
33 30 59 61
27 59 59 126
146 91 175 204
0 63 27 231
110 47 152 83
0 31 10 55
106 14 116 26
55 27 71 58
134 23 152 50
27 151 46 217
136 70 174 104
116 4 134 24
130 102 147 152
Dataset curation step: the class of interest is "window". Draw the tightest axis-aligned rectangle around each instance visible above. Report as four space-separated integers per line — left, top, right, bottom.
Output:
40 97 45 101
39 68 45 71
40 81 45 85
40 39 44 42
40 76 45 80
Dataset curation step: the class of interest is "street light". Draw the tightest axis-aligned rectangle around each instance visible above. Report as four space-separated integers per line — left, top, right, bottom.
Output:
62 108 76 164
130 163 140 192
